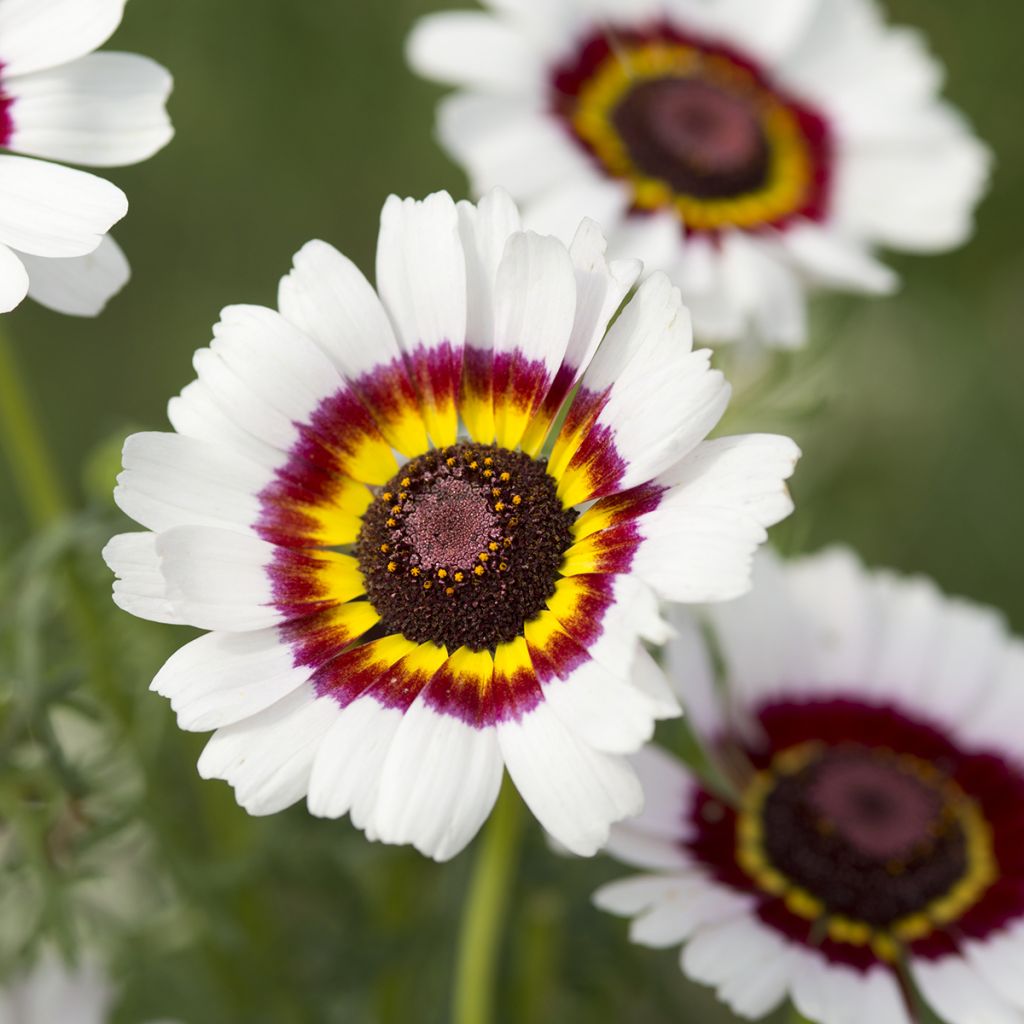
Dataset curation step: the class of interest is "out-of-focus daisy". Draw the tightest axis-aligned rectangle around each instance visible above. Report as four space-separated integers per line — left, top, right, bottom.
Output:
0 951 180 1024
104 187 798 861
0 0 173 316
408 0 990 348
596 548 1024 1024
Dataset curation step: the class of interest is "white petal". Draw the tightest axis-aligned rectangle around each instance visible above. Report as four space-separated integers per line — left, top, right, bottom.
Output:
965 924 1024 1012
0 242 29 312
151 627 310 732
374 702 503 861
497 701 642 856
20 233 128 316
835 132 992 253
376 191 466 353
308 695 403 824
522 175 630 248
562 273 729 494
912 955 1023 1024
5 952 114 1024
0 0 124 77
593 873 687 916
664 608 726 739
103 531 184 625
6 52 173 167
277 238 404 380
607 210 682 278
625 743 696 842
197 685 338 815
542 654 658 754
697 0 822 65
783 221 898 295
406 10 545 94
562 217 641 381
154 526 278 631
458 186 523 350
114 431 267 535
438 93 594 202
0 154 126 256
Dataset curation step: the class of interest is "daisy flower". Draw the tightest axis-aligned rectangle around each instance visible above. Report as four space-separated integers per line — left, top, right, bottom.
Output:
0 0 173 316
408 0 991 347
596 547 1024 1024
103 187 798 861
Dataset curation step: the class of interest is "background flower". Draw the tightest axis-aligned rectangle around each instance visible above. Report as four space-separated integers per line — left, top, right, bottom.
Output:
0 0 173 316
598 548 1024 1024
408 0 990 348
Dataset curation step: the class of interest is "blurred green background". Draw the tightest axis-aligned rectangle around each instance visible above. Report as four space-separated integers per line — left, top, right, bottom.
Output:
0 1 1021 1022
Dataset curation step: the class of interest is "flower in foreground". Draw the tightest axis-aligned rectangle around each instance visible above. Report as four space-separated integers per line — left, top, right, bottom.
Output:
104 187 798 860
409 0 990 348
596 547 1024 1024
0 0 173 316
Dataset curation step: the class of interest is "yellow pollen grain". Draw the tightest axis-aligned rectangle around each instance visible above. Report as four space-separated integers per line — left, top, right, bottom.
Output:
398 491 408 501
483 469 493 477
446 457 456 467
512 495 522 505
473 565 486 576
491 488 502 497
488 542 499 552
400 477 411 488
503 538 512 548
484 457 493 466
437 569 448 579
410 567 421 577
379 543 389 553
391 505 402 515
478 552 489 562
387 561 397 573
494 501 505 512
445 587 455 596
423 580 432 590
386 518 397 528
454 572 465 582
498 562 508 571
381 492 393 502
499 472 510 482
469 460 479 470
508 516 518 527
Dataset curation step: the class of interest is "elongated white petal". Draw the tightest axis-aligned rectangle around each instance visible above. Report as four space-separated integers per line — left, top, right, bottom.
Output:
0 0 124 77
20 234 129 316
6 52 173 167
0 154 126 257
0 242 29 312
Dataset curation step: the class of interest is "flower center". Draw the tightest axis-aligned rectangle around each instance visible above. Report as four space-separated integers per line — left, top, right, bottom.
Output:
612 77 770 199
356 443 576 652
743 743 992 928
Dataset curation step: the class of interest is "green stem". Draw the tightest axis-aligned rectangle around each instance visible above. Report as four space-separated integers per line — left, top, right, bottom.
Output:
0 324 70 527
452 781 525 1024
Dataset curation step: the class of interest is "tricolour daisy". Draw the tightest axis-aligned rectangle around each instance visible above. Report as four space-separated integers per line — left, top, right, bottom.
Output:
103 187 798 861
0 0 173 316
596 547 1024 1024
408 0 990 348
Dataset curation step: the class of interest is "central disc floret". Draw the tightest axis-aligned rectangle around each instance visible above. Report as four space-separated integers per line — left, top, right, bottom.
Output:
357 444 576 652
612 77 770 199
758 745 970 926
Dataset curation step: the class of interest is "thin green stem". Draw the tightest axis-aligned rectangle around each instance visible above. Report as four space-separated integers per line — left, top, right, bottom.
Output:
0 324 70 527
452 781 525 1024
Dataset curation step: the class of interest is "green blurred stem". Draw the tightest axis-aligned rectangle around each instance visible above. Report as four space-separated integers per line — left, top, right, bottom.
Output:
452 782 525 1024
0 323 69 527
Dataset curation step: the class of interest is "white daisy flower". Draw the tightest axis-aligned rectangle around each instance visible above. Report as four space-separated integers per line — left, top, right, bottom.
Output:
0 951 181 1024
0 0 173 316
408 0 991 348
596 547 1024 1024
103 187 798 862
